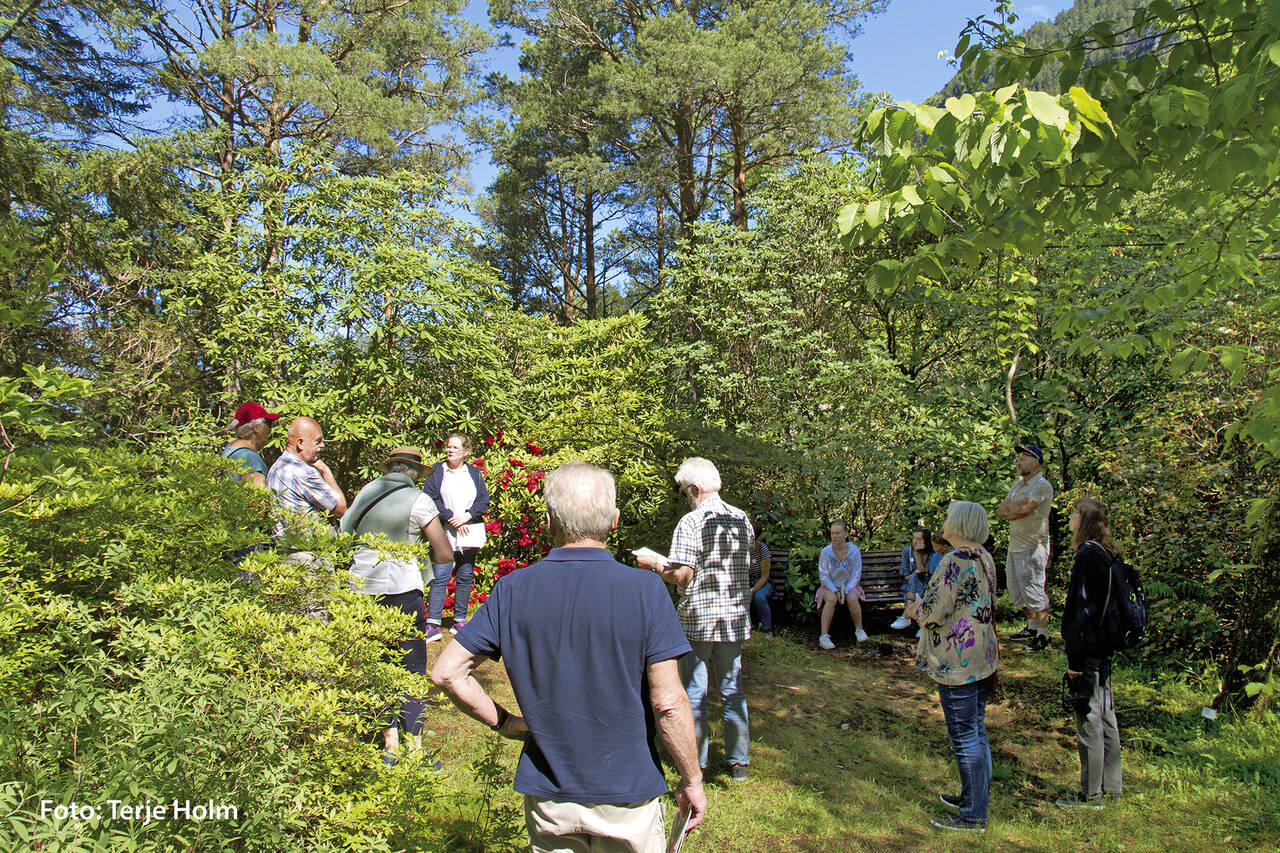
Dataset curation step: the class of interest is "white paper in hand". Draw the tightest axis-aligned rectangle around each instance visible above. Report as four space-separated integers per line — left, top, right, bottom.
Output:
665 802 692 853
631 546 666 564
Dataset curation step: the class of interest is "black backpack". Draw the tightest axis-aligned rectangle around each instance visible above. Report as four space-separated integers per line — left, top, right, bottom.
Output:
1085 541 1147 652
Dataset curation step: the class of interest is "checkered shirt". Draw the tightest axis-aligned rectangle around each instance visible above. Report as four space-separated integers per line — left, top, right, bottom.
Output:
669 495 753 642
266 450 342 539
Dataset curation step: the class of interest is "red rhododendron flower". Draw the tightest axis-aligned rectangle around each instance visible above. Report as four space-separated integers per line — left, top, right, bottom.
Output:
474 592 488 604
495 431 504 443
525 441 542 456
443 594 455 610
434 439 444 448
496 557 517 571
518 534 534 547
517 560 528 569
484 434 496 446
521 514 530 523
447 579 456 593
508 457 525 468
541 543 551 555
501 470 513 488
485 519 502 535
473 457 486 470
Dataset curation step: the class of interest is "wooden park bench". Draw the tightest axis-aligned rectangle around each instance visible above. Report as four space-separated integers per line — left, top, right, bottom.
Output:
858 549 905 605
758 547 903 626
766 548 902 604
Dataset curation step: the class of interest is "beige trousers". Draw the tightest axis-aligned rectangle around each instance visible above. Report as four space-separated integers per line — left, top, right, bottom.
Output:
524 795 665 853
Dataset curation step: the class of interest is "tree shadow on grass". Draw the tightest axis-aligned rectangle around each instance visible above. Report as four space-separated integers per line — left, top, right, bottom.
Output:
680 630 1270 852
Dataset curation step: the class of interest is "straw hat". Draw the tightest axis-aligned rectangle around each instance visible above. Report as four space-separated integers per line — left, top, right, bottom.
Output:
379 446 429 477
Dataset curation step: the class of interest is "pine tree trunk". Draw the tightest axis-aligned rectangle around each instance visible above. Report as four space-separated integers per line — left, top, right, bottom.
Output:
584 184 597 319
674 94 696 241
730 98 748 230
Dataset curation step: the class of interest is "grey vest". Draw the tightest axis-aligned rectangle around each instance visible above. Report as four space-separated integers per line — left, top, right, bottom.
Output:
340 473 421 542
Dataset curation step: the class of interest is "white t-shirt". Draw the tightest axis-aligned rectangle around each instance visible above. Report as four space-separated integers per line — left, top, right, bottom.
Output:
349 493 439 595
440 464 486 550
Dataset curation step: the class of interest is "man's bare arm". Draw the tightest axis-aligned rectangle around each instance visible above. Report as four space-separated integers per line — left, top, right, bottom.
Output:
430 641 529 739
312 458 347 518
648 659 707 830
634 551 694 587
421 516 454 565
654 560 694 587
998 497 1038 520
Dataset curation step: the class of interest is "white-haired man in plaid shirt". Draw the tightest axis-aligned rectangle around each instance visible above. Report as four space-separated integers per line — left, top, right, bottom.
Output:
637 457 754 782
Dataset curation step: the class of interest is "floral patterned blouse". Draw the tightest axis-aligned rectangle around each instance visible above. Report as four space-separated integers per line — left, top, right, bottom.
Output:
915 547 1000 686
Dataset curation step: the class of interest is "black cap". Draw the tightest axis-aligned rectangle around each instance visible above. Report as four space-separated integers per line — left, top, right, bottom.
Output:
1017 444 1044 462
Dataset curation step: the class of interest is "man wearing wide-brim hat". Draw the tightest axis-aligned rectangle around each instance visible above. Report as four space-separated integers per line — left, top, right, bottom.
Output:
342 446 454 768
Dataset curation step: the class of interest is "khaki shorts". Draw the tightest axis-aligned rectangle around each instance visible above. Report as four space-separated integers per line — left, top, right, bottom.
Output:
1007 547 1050 611
525 796 665 853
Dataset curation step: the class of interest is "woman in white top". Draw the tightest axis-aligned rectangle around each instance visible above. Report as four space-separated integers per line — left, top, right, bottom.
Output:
423 432 490 638
816 521 868 649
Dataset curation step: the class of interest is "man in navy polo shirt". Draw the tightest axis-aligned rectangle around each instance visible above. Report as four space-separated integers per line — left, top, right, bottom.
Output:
432 462 706 852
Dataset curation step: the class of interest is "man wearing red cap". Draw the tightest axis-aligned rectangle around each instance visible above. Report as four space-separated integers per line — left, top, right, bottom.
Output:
222 403 280 487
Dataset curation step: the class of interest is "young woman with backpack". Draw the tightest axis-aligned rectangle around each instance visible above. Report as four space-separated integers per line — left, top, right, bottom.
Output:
1058 497 1124 808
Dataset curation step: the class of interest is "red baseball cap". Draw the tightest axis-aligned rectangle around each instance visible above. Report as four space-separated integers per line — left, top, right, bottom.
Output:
231 403 281 428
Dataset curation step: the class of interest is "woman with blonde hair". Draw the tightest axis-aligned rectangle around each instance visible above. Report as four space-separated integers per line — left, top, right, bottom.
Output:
816 521 867 649
916 500 999 833
1057 496 1123 808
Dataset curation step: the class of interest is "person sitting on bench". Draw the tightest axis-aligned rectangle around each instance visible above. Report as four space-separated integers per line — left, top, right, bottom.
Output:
892 526 941 631
816 521 867 649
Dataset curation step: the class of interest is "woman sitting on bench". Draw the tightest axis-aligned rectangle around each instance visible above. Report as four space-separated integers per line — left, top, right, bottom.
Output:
892 526 942 631
816 521 867 649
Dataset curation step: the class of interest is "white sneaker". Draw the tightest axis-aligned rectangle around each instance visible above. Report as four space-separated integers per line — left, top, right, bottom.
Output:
855 628 869 643
818 634 835 650
890 615 912 630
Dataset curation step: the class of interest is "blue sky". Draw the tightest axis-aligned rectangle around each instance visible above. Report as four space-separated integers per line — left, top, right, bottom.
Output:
850 0 1073 102
461 0 1074 194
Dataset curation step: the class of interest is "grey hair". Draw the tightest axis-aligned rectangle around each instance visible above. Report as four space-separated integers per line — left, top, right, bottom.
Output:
674 457 721 493
544 461 617 544
944 500 990 544
385 460 423 479
235 417 265 438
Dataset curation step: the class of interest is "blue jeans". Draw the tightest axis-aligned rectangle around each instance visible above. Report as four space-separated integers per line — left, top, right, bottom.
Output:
679 641 749 768
426 547 477 623
752 586 773 632
937 674 994 823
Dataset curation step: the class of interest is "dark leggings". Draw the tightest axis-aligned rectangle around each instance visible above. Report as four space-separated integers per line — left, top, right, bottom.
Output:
377 589 426 736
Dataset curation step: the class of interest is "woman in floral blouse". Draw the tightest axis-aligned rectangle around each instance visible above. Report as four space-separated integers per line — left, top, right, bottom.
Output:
916 500 1000 833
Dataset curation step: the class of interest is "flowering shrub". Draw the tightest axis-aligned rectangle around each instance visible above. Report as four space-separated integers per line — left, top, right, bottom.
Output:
465 431 554 606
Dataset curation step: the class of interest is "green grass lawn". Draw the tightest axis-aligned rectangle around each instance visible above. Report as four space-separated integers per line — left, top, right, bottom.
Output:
415 614 1280 852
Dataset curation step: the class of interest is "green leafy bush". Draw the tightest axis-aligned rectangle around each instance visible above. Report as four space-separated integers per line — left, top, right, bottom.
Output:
0 444 516 851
